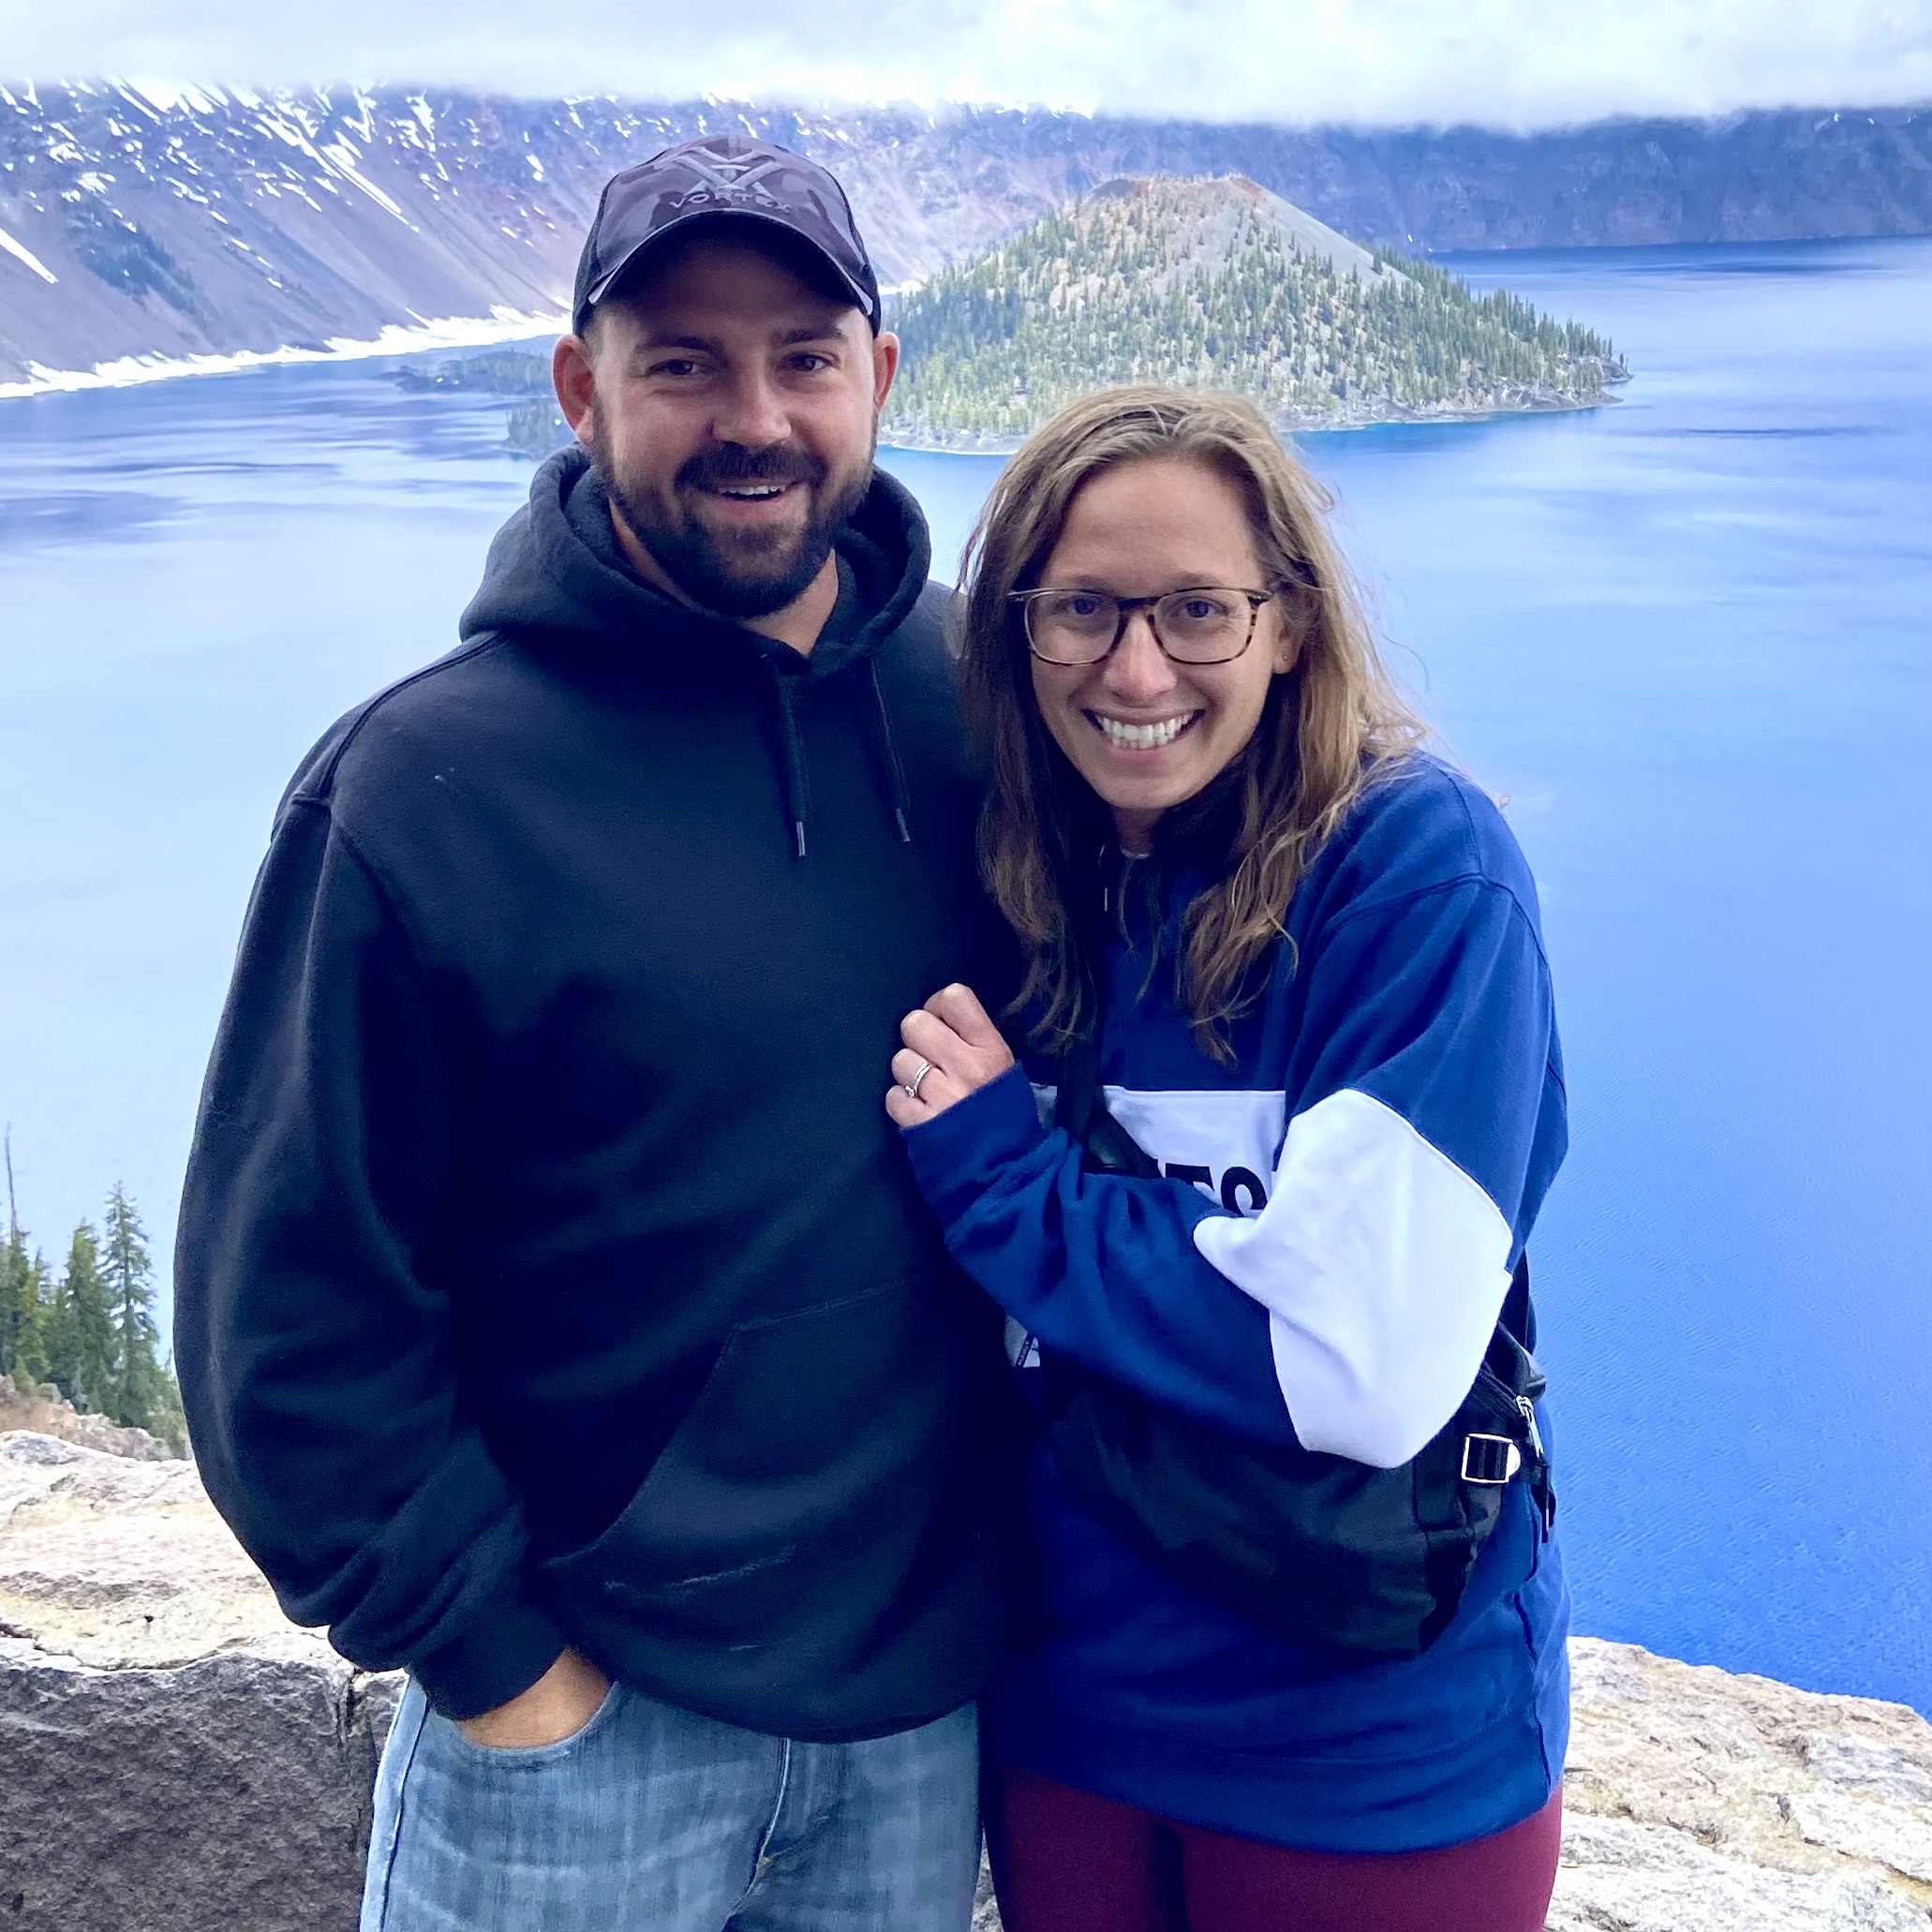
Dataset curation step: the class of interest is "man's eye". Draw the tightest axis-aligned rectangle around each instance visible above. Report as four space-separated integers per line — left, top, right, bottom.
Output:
790 353 833 373
650 359 702 378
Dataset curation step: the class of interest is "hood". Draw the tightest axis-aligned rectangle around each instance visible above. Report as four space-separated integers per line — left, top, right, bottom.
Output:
459 443 931 683
459 444 936 861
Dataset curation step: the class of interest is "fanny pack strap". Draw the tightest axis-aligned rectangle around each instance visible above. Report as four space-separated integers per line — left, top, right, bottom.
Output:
1052 1021 1101 1138
1054 1011 1162 1181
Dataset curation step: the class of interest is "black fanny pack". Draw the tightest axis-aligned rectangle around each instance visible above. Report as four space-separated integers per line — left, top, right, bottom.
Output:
1035 1029 1554 1659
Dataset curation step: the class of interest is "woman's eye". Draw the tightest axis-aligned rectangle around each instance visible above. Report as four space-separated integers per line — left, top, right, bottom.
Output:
1179 597 1228 622
1056 595 1107 621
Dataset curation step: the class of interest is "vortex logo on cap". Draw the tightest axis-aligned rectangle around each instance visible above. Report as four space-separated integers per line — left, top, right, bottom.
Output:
665 151 791 212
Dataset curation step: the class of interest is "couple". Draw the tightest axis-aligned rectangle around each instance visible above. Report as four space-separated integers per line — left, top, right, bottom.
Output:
175 137 1568 1932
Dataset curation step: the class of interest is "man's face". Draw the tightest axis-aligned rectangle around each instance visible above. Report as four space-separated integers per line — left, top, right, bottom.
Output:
554 233 899 618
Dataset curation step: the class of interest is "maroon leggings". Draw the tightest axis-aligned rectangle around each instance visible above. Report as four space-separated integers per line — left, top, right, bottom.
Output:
986 1765 1563 1932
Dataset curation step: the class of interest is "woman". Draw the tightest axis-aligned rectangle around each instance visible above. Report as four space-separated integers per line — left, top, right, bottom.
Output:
884 389 1568 1932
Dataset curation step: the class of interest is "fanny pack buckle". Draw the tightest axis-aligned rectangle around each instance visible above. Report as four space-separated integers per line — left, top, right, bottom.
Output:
1461 1434 1524 1486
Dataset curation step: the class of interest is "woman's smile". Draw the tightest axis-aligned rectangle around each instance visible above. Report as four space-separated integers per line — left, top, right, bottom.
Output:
1086 708 1204 751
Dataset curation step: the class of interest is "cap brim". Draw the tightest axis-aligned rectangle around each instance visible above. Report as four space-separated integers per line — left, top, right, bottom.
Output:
582 208 874 326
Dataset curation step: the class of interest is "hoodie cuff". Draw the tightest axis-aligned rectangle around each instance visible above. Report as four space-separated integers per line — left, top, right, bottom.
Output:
406 1597 572 1722
902 1063 1054 1227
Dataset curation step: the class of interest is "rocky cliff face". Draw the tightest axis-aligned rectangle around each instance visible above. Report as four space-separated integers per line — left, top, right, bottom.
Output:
4 1426 1930 1929
1 82 1927 386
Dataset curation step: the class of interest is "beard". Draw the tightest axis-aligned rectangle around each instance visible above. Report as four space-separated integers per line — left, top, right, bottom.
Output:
590 421 874 620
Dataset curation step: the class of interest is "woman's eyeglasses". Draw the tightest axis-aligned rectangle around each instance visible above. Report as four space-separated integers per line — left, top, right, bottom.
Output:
1012 586 1280 666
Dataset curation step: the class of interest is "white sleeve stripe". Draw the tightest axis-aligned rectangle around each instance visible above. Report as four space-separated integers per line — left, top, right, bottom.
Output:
1192 1087 1512 1469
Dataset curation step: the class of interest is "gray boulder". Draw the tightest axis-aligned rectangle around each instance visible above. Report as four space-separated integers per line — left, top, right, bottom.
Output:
0 1635 398 1931
0 1432 401 1930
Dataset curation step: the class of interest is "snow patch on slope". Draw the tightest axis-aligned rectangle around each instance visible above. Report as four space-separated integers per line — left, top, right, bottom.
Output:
0 224 57 284
0 305 564 401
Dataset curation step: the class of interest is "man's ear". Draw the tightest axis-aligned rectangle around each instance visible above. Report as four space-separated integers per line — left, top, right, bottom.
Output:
871 330 900 413
553 334 599 447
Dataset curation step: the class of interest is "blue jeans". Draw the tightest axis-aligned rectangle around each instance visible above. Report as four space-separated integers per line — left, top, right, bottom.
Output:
360 1677 980 1932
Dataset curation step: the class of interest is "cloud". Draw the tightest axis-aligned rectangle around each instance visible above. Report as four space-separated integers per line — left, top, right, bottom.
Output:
7 0 1930 126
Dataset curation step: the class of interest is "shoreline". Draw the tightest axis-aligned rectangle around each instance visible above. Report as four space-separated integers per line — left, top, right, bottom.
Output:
4 322 1627 432
0 308 568 405
883 388 1626 455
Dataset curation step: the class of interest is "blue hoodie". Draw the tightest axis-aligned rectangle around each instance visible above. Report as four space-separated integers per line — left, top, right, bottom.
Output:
903 756 1569 1853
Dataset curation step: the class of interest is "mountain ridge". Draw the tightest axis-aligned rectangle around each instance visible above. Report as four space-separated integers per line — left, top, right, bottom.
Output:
1 83 1927 387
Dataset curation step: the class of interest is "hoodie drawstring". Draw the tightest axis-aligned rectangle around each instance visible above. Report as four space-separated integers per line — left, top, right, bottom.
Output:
867 659 915 847
769 670 812 861
766 658 916 860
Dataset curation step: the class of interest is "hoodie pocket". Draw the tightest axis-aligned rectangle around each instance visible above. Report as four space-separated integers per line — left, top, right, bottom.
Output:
541 1271 969 1644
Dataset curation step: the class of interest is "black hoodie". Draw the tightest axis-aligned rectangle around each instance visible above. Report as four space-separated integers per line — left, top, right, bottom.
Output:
174 448 1015 1734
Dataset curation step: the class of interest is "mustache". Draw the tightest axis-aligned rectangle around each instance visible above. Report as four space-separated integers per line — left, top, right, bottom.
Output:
676 443 827 492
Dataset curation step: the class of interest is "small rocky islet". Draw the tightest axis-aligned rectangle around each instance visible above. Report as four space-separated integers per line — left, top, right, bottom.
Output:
881 174 1629 450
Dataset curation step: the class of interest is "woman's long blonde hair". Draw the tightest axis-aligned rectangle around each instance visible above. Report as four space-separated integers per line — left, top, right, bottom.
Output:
958 387 1426 1060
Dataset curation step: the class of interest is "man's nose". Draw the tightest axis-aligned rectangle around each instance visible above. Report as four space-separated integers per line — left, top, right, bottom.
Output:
1101 610 1180 705
712 366 791 451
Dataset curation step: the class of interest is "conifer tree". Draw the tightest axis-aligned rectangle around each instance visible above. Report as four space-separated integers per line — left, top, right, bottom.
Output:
102 1181 165 1434
10 1254 52 1390
0 1233 24 1384
1 1130 34 1385
48 1222 117 1415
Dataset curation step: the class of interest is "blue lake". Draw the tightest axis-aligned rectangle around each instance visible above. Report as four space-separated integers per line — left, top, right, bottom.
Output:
1 239 1927 1712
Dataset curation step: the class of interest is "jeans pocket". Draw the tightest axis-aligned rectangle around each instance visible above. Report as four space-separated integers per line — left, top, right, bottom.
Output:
436 1681 627 1770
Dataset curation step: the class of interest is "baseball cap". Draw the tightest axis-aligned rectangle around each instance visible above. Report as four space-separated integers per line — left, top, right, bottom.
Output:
572 135 882 335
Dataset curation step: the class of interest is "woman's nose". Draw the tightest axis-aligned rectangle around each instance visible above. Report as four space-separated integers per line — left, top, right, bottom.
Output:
1102 610 1180 704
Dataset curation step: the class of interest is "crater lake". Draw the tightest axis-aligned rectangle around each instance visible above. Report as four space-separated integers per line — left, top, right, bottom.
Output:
2 235 1927 1713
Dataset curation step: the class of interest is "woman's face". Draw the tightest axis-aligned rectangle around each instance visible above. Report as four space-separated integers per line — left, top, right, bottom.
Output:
1028 455 1299 850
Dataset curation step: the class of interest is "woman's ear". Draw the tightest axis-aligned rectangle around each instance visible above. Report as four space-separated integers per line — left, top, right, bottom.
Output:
1270 602 1303 676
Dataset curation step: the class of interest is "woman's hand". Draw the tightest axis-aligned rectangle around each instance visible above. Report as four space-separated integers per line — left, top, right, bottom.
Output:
886 984 1017 1127
456 1647 611 1749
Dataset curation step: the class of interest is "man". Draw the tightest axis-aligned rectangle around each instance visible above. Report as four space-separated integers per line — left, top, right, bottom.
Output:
174 137 1012 1932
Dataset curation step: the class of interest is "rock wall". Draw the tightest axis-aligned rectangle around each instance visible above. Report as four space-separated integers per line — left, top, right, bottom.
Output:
3 1428 1928 1930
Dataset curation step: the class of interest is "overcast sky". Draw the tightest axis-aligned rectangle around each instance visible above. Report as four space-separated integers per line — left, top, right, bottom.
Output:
5 0 1929 127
